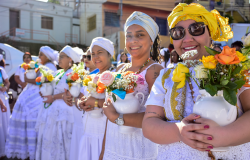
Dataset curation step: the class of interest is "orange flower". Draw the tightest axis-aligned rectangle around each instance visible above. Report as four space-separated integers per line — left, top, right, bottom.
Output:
214 46 240 65
124 71 134 76
23 64 29 70
97 81 106 90
125 84 134 93
36 77 41 82
96 87 105 93
71 73 79 81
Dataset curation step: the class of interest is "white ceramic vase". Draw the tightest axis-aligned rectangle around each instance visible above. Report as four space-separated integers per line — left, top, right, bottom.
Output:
193 89 237 151
26 69 36 79
40 83 53 96
69 82 81 98
112 92 144 134
88 91 106 118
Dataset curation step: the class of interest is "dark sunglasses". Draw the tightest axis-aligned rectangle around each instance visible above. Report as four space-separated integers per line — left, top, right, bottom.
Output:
83 55 91 61
169 22 206 40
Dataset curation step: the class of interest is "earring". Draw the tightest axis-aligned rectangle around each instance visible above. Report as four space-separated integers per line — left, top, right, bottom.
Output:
69 62 72 66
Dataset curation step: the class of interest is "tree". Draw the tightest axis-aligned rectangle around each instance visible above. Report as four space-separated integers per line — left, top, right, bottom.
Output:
48 0 60 4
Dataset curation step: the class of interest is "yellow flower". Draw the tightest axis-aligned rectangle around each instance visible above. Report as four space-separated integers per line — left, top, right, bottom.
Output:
21 63 26 68
83 77 91 86
47 74 54 82
236 51 247 62
200 55 218 69
172 63 189 89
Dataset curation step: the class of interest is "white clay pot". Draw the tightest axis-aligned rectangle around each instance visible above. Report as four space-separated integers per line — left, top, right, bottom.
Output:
26 69 36 79
40 83 53 96
69 82 81 98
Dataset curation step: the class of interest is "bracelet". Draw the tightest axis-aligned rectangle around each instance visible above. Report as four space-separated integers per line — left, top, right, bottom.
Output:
95 99 99 108
72 97 75 103
62 94 64 99
76 98 83 111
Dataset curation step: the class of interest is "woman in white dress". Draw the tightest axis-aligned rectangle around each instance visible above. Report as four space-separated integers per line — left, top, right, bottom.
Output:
143 3 250 160
101 11 163 160
5 46 58 160
35 45 82 160
75 37 115 160
14 52 32 94
0 54 10 158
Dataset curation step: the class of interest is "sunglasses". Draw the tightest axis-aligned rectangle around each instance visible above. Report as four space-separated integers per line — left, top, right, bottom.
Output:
169 22 206 40
83 55 91 61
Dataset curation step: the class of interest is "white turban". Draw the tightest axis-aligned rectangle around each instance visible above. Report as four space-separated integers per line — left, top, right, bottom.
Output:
0 54 3 61
60 45 83 63
160 48 169 56
40 46 59 65
89 37 114 56
124 11 159 42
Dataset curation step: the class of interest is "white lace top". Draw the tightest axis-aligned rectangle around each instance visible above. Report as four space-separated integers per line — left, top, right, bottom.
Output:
145 68 250 160
103 63 159 160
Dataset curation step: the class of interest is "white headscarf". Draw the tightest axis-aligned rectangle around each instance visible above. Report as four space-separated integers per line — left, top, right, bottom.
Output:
160 48 169 56
0 54 3 61
89 37 114 56
60 45 83 63
40 46 59 65
124 11 159 42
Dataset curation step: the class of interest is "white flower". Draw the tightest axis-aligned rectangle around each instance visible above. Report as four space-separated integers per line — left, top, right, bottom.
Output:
242 33 250 47
41 76 45 83
30 61 36 68
67 74 72 80
194 64 208 79
87 82 96 93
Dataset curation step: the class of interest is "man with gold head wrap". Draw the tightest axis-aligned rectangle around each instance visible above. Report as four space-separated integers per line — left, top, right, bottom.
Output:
142 3 250 160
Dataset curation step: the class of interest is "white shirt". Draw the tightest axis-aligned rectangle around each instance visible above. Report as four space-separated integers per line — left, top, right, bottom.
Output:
15 66 25 86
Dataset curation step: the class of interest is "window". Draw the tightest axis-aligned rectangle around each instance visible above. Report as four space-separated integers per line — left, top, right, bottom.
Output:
9 10 20 36
156 17 167 36
105 12 120 27
41 16 53 30
0 48 6 59
88 15 96 32
75 0 79 9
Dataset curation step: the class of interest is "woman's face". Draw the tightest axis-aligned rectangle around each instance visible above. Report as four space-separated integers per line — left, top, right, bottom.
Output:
125 24 153 59
173 19 211 61
214 46 222 52
84 50 96 69
91 45 111 70
171 52 178 63
121 54 127 62
23 55 31 64
58 52 72 69
38 52 49 65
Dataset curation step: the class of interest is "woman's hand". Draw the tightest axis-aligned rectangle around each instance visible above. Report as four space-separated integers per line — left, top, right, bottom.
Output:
176 114 214 151
63 89 73 106
194 117 226 148
103 98 119 123
79 96 96 112
21 82 27 89
1 104 7 112
43 95 53 103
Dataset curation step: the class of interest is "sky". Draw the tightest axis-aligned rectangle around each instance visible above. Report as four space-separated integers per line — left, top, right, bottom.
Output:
36 0 48 2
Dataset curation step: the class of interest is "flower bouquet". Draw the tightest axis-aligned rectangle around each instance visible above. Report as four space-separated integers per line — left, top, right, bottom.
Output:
21 60 39 79
99 71 145 133
83 74 105 99
35 66 54 97
173 46 250 151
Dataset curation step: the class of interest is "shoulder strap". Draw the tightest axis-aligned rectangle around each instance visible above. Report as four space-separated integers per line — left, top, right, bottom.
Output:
144 63 162 71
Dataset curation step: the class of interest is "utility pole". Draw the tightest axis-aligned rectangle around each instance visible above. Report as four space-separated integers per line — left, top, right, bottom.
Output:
119 0 123 21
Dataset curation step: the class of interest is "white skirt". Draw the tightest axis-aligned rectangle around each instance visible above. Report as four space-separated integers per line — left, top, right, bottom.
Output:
5 85 42 160
0 92 10 157
78 111 107 160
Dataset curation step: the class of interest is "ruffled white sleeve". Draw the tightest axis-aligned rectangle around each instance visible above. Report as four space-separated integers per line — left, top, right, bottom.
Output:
145 69 166 107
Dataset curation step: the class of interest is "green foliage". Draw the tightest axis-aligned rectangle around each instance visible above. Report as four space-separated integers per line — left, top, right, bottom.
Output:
48 0 60 4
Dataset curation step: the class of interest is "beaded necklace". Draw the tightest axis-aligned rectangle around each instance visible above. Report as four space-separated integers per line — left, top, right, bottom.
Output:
44 69 69 109
121 57 151 74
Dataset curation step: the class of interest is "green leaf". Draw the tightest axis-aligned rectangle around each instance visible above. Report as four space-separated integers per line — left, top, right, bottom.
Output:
112 93 116 102
226 81 237 90
205 46 221 55
232 66 243 76
205 84 217 96
223 88 237 105
221 80 229 85
234 79 245 89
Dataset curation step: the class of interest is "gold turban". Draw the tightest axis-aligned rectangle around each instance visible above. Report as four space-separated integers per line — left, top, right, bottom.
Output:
168 3 233 43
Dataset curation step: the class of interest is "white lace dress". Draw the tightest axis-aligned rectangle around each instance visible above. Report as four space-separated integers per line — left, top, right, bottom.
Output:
103 63 159 160
145 68 250 160
0 68 10 157
35 68 83 160
5 62 57 160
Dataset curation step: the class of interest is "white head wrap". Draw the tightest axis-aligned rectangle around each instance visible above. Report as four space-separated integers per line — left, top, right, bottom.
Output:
124 11 159 42
60 45 83 63
40 46 59 65
89 37 114 56
0 54 3 61
160 48 169 56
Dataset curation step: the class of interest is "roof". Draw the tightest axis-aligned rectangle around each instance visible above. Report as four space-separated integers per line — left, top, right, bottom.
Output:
105 0 175 11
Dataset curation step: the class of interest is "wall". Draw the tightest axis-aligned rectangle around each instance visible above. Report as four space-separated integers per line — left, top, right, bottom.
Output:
0 0 73 45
